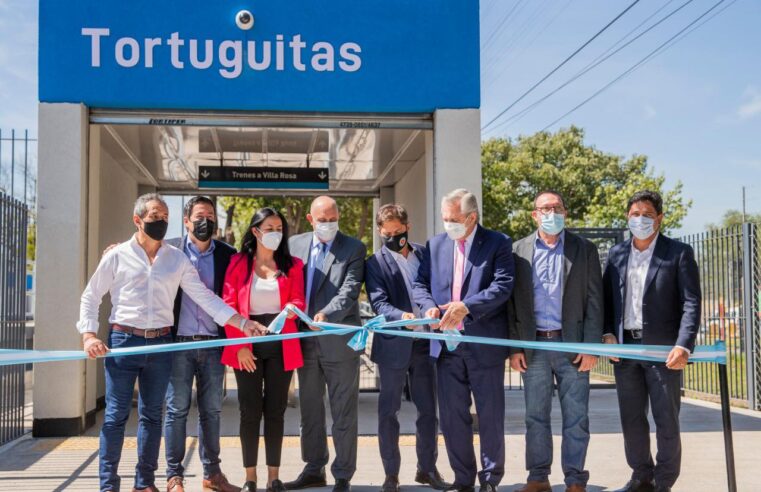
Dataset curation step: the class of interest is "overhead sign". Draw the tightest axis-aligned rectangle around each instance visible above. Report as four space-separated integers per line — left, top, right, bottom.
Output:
39 0 480 113
198 166 329 190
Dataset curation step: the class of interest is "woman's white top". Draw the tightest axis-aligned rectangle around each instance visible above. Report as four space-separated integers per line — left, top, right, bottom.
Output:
249 273 281 315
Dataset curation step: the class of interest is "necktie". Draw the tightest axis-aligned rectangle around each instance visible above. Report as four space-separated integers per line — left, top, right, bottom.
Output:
309 242 329 312
431 239 467 358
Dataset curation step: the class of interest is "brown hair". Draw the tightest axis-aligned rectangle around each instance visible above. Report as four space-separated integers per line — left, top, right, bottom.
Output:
375 203 409 227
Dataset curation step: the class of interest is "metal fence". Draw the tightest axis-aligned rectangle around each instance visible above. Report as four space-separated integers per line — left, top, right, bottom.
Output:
680 224 760 409
0 192 28 446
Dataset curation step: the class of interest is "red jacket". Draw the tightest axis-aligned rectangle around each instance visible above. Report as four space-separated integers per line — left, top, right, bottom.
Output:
220 253 305 371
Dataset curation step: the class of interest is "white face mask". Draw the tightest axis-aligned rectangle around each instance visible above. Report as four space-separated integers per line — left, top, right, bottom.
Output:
314 221 339 242
628 216 656 240
258 230 283 251
443 220 468 241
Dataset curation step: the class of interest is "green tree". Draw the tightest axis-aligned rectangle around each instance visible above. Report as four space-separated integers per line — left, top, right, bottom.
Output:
482 126 691 239
218 195 373 252
707 209 761 230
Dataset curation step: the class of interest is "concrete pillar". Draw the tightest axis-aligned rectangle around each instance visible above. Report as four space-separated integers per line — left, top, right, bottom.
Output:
432 109 482 234
33 103 90 436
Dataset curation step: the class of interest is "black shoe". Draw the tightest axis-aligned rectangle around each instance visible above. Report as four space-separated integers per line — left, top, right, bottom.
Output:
479 484 496 492
381 476 399 492
415 470 453 491
285 473 327 490
269 480 287 492
333 479 351 492
242 481 257 492
445 486 475 492
614 480 654 492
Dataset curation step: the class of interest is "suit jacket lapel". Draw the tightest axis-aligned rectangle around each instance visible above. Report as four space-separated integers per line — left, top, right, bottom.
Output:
517 236 536 315
643 235 668 294
561 233 579 304
462 226 484 288
442 235 454 294
381 247 403 282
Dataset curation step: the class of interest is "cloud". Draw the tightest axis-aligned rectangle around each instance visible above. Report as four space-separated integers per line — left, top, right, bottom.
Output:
737 87 761 119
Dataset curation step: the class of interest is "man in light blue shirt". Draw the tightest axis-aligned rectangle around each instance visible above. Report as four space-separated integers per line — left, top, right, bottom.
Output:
507 191 603 492
177 236 218 337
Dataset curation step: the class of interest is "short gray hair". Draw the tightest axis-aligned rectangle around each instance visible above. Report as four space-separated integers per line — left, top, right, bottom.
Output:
133 193 168 218
442 189 479 218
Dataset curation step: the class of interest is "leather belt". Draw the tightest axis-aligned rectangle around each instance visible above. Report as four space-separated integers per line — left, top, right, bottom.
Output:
112 324 171 339
625 329 643 340
176 335 219 342
536 329 562 339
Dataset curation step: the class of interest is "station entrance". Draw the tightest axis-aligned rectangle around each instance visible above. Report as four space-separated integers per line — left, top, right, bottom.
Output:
34 0 481 436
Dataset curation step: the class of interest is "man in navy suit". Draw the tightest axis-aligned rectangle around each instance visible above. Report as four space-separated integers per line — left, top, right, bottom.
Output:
602 190 701 492
413 189 515 492
366 204 451 492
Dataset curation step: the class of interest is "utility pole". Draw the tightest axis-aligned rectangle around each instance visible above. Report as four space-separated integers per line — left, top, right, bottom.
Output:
742 186 746 223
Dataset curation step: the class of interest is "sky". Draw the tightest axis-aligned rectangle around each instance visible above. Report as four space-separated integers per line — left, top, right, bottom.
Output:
0 0 759 235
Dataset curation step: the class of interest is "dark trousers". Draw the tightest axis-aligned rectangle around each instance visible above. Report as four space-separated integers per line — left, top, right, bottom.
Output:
437 348 505 488
614 358 682 488
377 340 439 477
234 333 293 467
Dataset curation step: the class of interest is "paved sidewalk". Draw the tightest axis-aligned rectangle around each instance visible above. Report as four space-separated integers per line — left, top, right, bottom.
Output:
1 389 759 491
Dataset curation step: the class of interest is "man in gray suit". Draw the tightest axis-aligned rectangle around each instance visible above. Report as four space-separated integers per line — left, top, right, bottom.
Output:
507 191 603 492
285 196 367 492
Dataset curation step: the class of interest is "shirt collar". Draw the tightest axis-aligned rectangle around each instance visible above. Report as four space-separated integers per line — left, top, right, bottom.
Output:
312 233 335 251
631 235 658 256
456 225 478 246
386 244 416 262
535 230 565 249
185 235 215 257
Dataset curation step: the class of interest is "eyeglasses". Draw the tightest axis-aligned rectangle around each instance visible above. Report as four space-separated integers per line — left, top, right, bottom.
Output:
535 206 565 214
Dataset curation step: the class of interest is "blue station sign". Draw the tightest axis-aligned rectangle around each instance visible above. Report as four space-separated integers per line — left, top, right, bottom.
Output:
39 0 480 113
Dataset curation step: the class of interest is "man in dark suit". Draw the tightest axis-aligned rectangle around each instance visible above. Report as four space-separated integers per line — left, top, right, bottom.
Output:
413 189 515 492
508 191 603 492
365 204 451 492
163 196 239 492
286 196 367 492
602 190 701 492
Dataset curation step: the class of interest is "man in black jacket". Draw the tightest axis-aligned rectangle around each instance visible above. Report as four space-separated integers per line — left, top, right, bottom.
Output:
602 191 701 492
164 196 239 492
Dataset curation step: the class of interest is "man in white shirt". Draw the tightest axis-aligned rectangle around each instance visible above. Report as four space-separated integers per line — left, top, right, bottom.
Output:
365 204 451 492
78 193 259 492
602 190 701 492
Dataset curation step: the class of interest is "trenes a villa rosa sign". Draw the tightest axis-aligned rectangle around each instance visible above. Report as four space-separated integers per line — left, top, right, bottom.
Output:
39 0 480 113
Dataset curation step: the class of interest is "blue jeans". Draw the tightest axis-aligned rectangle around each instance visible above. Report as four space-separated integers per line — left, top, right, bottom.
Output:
522 335 591 487
164 346 225 480
100 330 173 492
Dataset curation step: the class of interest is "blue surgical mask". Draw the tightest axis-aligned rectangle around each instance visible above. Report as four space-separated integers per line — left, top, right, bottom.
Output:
540 212 565 235
628 216 656 240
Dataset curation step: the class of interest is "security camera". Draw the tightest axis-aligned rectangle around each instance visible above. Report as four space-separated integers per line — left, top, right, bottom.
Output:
236 10 254 30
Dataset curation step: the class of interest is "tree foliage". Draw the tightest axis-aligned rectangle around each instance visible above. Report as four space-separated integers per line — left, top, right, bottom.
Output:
482 126 691 239
218 195 373 251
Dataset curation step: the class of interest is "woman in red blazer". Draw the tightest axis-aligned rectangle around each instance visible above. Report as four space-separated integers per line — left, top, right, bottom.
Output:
220 207 305 492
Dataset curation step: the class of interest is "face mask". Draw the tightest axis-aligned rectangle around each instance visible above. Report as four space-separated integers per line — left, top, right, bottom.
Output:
443 220 467 241
539 212 565 235
381 230 409 253
628 216 656 240
191 218 215 242
314 221 339 242
142 219 168 241
258 230 283 251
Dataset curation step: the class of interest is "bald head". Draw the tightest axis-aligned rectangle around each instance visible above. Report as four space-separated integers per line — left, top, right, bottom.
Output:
307 195 340 231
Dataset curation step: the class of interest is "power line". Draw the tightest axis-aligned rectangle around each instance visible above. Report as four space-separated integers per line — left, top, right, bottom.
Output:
483 0 574 95
481 0 642 132
485 0 696 135
481 0 526 53
540 0 735 132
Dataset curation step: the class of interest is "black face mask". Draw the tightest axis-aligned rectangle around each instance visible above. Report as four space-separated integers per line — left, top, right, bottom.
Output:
381 230 409 253
142 219 168 241
191 218 216 242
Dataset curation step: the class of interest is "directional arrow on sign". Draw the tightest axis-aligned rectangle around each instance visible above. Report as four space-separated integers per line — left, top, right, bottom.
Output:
200 169 211 179
318 171 327 180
